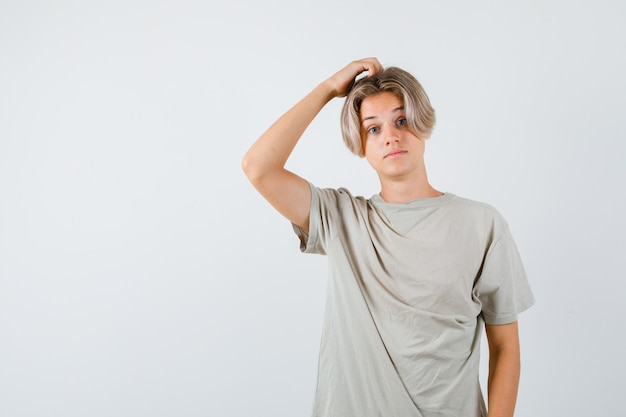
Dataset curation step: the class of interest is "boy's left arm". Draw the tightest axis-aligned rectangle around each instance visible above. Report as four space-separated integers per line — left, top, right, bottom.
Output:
485 321 521 417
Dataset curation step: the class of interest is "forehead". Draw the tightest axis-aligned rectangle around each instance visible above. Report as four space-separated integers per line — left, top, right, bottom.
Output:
359 92 404 120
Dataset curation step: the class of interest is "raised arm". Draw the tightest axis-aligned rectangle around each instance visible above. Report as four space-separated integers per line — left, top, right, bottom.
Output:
241 58 383 231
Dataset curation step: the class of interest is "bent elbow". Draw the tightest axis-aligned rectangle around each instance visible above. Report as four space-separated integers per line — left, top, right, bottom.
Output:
241 152 264 184
241 153 252 176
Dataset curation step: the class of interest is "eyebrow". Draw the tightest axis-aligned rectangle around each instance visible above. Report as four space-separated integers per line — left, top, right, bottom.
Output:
361 106 405 124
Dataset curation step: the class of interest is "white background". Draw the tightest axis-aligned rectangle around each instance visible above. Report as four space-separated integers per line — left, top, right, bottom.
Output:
1 1 625 416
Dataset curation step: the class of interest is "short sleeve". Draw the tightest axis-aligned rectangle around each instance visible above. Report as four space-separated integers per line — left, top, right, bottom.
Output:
292 182 345 255
475 227 535 325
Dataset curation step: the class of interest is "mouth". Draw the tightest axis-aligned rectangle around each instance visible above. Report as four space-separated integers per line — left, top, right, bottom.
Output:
384 149 407 158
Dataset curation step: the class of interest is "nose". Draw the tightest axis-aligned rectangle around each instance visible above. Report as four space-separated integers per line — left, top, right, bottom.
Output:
385 124 401 146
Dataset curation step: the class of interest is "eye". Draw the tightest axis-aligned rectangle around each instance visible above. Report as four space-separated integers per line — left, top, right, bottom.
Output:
367 126 379 134
397 118 407 127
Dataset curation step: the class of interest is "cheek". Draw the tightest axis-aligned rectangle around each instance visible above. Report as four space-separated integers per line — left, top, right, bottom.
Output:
362 143 378 166
416 138 426 153
363 155 377 170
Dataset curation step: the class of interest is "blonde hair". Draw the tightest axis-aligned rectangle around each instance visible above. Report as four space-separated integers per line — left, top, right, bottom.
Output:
340 67 436 157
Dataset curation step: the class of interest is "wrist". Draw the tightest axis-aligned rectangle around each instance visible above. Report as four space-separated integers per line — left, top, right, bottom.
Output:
317 78 341 101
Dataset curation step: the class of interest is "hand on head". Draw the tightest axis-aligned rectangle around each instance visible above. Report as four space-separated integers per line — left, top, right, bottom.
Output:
325 57 383 98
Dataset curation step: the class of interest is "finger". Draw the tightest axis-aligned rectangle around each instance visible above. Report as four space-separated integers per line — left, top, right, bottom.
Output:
350 58 383 84
354 57 383 78
366 57 383 75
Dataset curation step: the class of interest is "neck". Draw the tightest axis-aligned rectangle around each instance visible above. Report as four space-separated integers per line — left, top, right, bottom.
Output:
378 172 442 204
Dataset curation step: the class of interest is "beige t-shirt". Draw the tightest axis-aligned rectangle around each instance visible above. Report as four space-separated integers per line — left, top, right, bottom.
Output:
293 184 535 417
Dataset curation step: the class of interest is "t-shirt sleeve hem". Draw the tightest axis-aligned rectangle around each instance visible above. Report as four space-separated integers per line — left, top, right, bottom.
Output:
483 297 536 325
483 314 519 325
291 181 320 254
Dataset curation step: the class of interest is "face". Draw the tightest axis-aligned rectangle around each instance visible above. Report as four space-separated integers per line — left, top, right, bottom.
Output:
360 92 426 181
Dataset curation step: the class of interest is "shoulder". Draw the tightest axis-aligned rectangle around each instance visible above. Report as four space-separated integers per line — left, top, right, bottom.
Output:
448 193 496 210
303 184 371 250
311 184 369 208
449 194 505 217
445 193 511 235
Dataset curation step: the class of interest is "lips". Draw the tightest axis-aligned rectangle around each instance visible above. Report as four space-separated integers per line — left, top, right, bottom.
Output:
384 149 407 158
